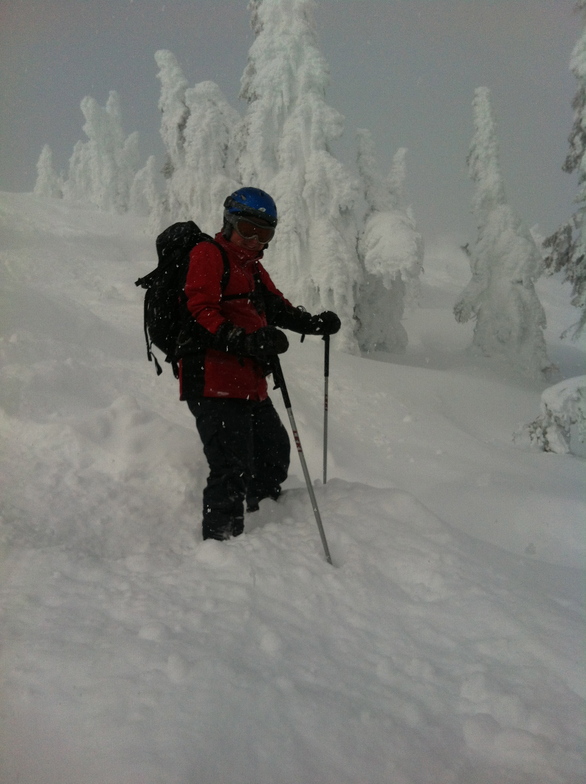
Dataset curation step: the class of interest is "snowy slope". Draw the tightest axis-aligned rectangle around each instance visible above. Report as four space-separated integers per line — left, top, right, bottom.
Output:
0 193 584 784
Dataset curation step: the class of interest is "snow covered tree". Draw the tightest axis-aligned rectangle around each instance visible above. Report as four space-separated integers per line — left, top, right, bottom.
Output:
356 131 423 353
180 81 241 231
543 1 586 338
155 51 241 232
155 49 189 223
520 376 586 454
236 0 362 351
34 145 63 198
129 155 162 228
454 87 550 377
61 91 140 213
156 49 189 181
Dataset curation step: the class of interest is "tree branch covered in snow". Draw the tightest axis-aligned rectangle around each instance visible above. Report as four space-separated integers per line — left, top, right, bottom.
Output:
519 375 586 453
543 6 586 338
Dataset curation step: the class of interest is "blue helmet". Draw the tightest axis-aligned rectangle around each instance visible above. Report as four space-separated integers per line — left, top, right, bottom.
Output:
223 187 278 228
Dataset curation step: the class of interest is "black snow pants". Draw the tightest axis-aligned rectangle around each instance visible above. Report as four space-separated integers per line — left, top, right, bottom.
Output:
187 397 290 540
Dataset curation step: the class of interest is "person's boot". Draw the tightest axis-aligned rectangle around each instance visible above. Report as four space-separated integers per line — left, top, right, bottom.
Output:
202 516 244 541
246 487 281 513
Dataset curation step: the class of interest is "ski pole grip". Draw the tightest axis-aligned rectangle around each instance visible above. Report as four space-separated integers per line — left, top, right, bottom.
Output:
323 334 330 377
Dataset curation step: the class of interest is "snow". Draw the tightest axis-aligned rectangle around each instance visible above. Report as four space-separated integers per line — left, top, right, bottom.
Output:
0 193 584 784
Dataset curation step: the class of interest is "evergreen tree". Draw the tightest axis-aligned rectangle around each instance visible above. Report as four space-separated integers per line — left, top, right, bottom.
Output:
237 0 362 351
33 145 63 199
454 87 550 377
356 131 423 353
154 50 190 222
61 91 140 213
155 50 189 178
181 81 241 232
129 155 161 228
155 51 241 232
543 0 586 338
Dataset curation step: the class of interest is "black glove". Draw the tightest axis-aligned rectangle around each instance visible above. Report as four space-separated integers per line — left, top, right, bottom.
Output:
214 323 247 353
303 310 341 336
214 323 289 357
244 326 289 357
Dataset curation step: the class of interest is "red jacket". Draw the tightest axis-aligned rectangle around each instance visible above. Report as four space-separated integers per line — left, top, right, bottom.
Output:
178 233 294 401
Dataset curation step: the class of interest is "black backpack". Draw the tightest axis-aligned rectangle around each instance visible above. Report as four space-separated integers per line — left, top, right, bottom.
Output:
135 221 230 376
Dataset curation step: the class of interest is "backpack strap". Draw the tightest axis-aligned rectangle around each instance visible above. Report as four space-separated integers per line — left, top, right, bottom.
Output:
204 239 231 294
219 259 265 311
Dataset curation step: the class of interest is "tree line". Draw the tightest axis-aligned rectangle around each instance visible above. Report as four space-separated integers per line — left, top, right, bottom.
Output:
33 0 586 376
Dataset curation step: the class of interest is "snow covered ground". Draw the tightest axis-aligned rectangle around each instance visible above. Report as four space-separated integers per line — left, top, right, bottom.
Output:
0 193 584 784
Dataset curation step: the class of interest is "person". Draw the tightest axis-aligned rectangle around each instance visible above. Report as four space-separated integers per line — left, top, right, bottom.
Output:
175 187 341 541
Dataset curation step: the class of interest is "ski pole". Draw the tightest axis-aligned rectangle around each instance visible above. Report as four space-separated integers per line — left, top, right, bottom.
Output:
271 357 333 566
323 334 330 485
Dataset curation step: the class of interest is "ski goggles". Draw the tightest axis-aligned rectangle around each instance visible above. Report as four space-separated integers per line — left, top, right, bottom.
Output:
231 216 276 244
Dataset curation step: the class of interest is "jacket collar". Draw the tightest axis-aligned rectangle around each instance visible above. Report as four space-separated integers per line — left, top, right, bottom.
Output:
214 232 264 266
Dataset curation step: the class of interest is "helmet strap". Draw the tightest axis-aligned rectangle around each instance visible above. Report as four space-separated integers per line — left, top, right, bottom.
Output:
221 217 233 240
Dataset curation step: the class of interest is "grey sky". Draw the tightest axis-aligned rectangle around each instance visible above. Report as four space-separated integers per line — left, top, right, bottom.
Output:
0 0 580 242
